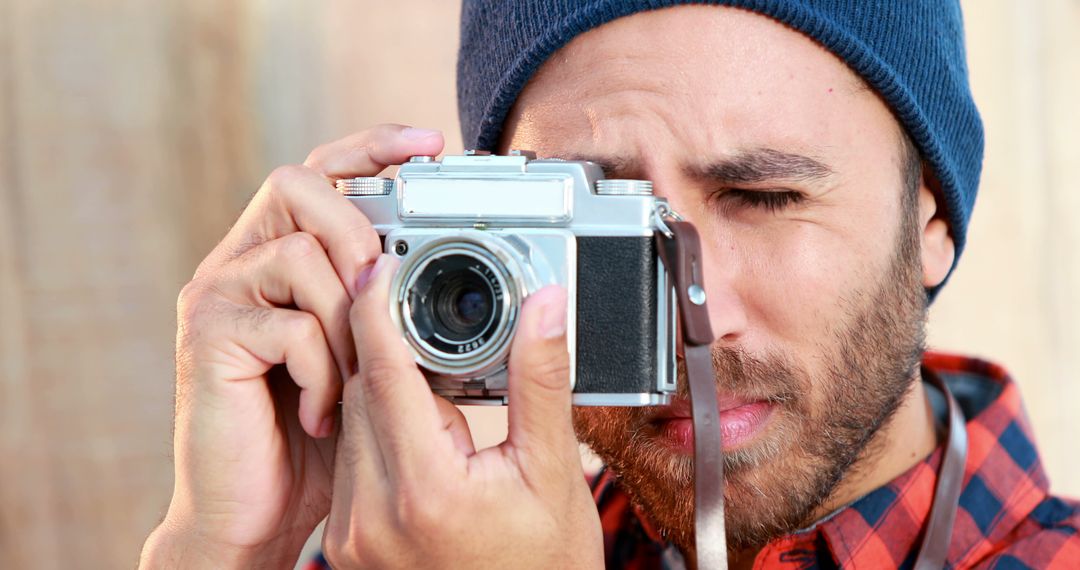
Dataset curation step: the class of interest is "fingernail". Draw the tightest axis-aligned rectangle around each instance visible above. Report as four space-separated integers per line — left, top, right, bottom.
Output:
317 416 335 438
401 127 440 140
355 254 390 293
538 288 568 339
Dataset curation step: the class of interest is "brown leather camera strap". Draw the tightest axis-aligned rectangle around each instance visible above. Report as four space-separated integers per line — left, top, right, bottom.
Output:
915 370 968 570
656 220 727 569
656 219 967 570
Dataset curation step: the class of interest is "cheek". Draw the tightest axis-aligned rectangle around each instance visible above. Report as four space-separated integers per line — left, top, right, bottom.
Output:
703 213 888 348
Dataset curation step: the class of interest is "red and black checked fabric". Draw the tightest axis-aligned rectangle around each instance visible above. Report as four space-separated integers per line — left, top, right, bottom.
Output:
592 352 1080 569
306 352 1080 569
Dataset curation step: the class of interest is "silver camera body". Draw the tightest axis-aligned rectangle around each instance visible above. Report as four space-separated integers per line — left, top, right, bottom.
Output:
340 151 677 406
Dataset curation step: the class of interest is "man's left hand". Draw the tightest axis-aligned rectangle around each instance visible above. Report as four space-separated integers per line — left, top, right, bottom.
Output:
322 254 603 569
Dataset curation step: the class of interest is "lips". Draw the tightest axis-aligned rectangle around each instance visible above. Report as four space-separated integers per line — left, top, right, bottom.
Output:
652 395 776 453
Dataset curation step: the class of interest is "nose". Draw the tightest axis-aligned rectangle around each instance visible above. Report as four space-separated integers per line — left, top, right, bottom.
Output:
654 192 748 346
672 240 749 357
700 260 748 343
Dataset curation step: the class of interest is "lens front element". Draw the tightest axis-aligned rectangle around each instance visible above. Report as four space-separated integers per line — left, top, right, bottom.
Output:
409 254 502 352
453 290 489 329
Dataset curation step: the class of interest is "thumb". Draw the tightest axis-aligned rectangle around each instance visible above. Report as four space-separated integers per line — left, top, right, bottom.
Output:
506 285 576 458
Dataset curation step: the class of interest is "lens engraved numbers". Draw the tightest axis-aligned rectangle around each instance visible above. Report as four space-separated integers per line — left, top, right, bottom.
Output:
457 337 486 354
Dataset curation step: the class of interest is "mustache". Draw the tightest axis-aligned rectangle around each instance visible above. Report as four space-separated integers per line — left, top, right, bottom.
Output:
674 345 801 405
573 345 806 432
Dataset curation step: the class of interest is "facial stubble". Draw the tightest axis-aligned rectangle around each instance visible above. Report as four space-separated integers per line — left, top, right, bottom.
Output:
572 182 927 552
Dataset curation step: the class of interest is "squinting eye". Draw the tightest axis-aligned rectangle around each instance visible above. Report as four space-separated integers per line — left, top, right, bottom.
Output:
721 189 804 213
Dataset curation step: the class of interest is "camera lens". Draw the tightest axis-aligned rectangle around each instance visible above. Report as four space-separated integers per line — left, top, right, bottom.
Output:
407 253 504 354
393 234 540 379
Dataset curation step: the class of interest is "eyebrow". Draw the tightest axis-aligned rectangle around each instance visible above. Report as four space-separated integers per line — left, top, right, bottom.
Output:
565 148 834 185
690 148 834 185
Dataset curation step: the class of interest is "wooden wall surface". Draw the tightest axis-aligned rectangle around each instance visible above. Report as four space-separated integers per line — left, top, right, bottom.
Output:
0 1 1076 568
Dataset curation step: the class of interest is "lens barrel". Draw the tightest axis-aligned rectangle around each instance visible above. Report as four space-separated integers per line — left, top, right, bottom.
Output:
393 235 530 377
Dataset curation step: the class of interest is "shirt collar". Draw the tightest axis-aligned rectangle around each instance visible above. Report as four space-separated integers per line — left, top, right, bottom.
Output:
768 352 1051 568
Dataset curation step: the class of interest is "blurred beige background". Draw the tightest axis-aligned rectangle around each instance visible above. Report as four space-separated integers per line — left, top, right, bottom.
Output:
1 1 1077 568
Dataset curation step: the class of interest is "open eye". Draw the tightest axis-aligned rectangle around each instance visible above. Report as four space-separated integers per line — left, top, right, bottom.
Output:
719 189 804 213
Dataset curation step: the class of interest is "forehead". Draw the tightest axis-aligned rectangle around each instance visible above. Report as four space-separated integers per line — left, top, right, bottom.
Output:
501 5 896 165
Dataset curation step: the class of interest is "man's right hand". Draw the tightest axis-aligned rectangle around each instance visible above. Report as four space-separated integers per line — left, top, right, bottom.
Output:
139 125 445 569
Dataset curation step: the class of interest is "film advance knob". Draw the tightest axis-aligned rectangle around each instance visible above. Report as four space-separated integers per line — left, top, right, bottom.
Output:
594 179 654 196
336 177 393 196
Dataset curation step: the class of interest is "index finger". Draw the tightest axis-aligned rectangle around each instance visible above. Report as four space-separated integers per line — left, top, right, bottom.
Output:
304 124 444 179
346 254 457 481
199 125 444 294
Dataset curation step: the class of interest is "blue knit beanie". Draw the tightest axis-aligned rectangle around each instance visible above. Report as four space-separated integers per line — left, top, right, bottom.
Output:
457 0 984 298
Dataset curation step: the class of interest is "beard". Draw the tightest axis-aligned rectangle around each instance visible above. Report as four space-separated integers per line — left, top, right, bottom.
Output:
572 195 927 552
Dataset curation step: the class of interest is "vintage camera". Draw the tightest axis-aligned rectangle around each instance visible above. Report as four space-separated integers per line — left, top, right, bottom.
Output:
338 150 678 406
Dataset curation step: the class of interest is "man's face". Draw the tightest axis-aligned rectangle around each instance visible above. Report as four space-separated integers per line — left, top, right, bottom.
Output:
500 6 931 550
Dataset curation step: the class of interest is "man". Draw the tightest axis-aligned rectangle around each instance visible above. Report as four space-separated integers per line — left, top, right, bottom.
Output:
140 1 1080 568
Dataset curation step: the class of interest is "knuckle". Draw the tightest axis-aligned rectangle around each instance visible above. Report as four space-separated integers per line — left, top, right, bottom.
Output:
176 280 202 318
339 130 380 159
261 164 314 209
277 231 322 261
288 311 324 344
175 281 235 354
524 352 571 390
323 512 396 569
265 164 308 192
176 280 214 328
304 143 333 170
321 524 363 569
345 139 378 162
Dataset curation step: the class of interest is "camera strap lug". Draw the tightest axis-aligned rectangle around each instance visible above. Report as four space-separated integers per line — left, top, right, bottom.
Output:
654 217 727 570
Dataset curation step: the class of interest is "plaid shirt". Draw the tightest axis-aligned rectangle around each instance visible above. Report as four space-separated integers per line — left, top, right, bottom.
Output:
307 352 1080 569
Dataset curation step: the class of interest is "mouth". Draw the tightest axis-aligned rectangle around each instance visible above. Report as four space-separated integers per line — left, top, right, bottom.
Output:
651 394 777 454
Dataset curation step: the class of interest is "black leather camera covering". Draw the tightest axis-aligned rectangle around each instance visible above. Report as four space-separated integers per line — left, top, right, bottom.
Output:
574 237 658 394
